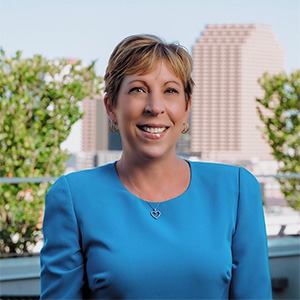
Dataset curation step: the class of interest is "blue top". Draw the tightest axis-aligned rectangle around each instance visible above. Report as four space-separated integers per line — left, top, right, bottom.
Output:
40 161 272 299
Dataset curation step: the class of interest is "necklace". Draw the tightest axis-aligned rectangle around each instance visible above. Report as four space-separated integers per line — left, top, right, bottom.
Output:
119 160 179 220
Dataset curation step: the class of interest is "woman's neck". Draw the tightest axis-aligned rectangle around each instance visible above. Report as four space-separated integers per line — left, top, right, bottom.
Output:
116 155 189 202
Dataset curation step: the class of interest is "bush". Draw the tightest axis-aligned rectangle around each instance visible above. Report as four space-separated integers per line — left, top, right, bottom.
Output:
0 50 103 253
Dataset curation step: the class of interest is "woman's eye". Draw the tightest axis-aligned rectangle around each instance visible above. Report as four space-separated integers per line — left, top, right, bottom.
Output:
165 88 179 94
129 87 146 93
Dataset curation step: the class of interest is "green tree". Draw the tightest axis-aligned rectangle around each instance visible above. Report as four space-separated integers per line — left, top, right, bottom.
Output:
256 70 300 210
0 50 103 254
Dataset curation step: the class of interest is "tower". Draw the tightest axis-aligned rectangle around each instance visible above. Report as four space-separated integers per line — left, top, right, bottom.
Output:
82 95 108 152
191 24 284 162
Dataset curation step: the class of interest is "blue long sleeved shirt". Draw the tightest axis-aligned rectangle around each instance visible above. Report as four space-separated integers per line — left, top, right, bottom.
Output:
40 161 272 299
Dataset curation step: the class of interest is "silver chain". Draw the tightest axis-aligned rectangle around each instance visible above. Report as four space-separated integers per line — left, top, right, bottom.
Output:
119 160 179 219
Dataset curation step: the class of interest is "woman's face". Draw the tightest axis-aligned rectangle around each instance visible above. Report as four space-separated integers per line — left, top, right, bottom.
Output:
106 61 191 161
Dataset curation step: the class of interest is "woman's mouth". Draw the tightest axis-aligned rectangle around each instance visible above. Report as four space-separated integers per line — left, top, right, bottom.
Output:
138 126 167 133
137 125 169 139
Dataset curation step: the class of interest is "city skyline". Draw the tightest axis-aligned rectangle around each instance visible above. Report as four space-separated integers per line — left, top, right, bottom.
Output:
1 0 299 153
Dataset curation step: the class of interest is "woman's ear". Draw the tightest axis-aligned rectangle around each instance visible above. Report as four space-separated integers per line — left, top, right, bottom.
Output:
185 96 192 116
104 95 116 120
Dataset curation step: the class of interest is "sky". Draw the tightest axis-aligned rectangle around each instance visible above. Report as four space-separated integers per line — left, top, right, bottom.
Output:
1 0 300 152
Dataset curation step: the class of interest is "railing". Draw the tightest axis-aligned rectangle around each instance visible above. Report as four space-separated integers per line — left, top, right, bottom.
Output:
0 177 58 183
256 174 300 179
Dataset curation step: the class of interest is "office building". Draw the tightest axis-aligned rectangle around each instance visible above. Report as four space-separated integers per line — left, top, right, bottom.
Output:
82 95 108 152
191 24 284 162
80 95 122 169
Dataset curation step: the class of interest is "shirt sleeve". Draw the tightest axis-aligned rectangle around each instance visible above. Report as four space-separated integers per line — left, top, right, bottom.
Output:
40 175 87 299
229 167 272 299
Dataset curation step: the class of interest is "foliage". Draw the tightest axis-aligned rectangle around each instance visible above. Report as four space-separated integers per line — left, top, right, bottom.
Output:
256 70 300 210
0 49 103 254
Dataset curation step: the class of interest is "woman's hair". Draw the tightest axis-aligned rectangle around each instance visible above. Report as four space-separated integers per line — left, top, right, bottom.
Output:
104 34 194 107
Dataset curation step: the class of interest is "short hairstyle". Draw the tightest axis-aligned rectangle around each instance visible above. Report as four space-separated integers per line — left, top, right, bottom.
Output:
104 34 194 107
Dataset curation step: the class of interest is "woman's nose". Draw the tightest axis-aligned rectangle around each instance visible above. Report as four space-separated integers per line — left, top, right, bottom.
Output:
144 94 165 116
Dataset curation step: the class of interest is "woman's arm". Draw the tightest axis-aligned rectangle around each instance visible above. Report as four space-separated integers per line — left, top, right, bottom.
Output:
40 175 87 299
229 167 272 299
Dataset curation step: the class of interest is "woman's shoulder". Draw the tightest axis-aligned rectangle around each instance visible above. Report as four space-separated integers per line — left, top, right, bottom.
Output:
45 162 118 212
188 160 239 173
65 162 116 182
188 160 258 183
49 162 116 192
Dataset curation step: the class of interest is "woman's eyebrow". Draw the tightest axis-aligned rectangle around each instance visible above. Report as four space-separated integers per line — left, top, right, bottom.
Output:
164 80 181 86
128 80 147 85
127 79 181 86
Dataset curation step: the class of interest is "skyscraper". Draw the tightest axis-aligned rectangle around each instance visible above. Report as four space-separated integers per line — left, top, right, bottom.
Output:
82 95 123 152
191 24 284 162
82 95 108 152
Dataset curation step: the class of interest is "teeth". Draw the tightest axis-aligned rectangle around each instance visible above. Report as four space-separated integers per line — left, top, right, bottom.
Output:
142 126 166 133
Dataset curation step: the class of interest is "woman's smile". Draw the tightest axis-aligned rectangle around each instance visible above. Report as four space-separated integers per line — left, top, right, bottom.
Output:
139 126 167 134
137 123 170 140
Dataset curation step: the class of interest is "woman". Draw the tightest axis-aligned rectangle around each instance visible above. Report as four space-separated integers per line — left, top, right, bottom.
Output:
40 34 272 299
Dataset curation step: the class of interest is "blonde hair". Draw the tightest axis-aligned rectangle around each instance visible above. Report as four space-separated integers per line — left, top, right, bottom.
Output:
104 34 194 107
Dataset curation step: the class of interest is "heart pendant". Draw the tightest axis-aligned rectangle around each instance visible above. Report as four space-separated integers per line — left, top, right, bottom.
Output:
150 209 161 220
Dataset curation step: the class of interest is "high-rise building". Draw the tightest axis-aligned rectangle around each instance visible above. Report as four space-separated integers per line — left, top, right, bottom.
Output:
191 24 284 162
82 95 108 152
80 95 122 169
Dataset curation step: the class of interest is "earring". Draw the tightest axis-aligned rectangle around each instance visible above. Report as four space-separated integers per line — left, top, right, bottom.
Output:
181 122 190 134
109 120 119 133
